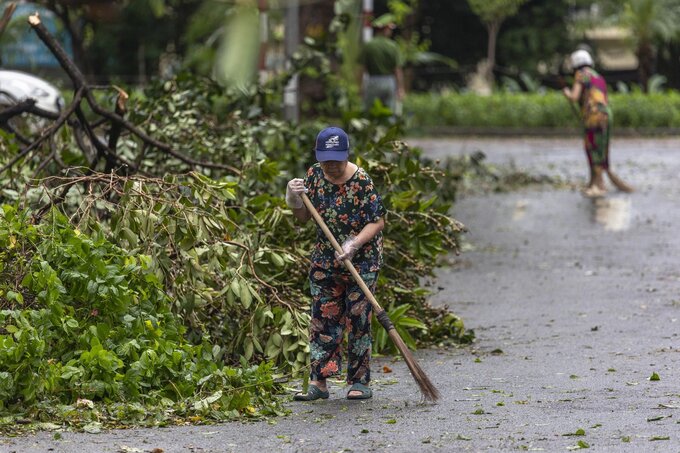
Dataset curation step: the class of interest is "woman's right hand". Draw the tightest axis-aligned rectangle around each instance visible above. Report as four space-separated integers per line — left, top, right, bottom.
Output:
286 178 307 209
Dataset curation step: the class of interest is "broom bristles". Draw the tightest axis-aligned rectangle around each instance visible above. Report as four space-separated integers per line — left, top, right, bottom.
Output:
606 170 634 193
388 328 440 402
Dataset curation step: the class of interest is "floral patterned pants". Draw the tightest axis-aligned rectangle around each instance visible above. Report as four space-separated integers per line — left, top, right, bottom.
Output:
583 108 610 169
308 266 378 385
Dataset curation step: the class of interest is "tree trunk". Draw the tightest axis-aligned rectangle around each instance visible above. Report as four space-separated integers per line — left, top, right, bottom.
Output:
486 20 501 87
637 41 654 93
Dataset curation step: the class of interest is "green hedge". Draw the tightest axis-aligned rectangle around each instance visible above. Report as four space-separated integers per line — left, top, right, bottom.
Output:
404 91 680 130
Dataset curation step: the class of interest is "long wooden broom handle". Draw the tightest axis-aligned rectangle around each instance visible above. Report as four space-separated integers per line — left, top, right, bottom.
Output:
300 193 389 321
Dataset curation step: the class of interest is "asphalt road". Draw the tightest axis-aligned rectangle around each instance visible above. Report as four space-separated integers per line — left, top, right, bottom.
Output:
3 137 679 453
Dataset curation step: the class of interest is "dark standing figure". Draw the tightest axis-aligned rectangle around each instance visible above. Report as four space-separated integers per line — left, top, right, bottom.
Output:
286 127 386 401
358 21 405 114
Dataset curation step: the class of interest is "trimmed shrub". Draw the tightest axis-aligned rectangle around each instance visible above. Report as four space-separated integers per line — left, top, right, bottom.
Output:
405 91 680 130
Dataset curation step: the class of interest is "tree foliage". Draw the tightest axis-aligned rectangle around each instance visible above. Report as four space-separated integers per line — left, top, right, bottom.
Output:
569 0 680 91
497 1 572 77
465 0 529 87
0 204 286 426
619 0 680 91
466 0 527 25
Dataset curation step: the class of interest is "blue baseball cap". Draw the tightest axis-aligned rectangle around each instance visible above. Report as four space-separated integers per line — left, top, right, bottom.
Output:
315 127 350 162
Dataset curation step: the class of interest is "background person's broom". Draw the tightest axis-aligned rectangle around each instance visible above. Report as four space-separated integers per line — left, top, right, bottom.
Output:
300 193 440 402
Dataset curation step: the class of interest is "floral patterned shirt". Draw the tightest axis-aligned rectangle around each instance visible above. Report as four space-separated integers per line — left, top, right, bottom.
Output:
304 163 385 273
575 67 611 128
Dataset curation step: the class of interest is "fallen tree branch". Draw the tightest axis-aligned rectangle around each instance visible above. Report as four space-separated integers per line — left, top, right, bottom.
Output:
0 98 59 124
28 13 87 90
0 2 16 39
0 87 85 176
83 93 241 174
27 13 241 175
106 87 128 174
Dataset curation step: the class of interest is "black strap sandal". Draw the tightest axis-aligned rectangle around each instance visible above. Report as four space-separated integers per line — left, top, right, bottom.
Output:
346 382 372 400
293 384 329 401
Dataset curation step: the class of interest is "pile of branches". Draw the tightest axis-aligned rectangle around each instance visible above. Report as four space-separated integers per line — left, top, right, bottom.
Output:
0 9 472 424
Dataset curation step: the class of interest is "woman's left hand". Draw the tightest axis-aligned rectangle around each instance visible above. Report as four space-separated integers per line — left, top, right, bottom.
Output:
335 237 360 262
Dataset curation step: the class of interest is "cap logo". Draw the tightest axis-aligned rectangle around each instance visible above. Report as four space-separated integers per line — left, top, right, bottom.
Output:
325 135 340 149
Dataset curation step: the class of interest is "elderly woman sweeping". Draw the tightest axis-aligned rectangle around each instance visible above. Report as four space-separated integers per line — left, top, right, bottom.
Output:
562 49 633 197
285 126 386 401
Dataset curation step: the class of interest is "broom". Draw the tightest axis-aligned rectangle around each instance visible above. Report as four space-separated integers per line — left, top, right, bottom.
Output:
300 192 440 402
561 83 634 193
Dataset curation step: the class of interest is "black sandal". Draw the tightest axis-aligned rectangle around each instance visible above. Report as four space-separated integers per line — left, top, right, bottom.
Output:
293 384 329 401
346 383 372 400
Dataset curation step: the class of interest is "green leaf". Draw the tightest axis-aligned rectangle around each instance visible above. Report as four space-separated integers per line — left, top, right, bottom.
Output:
280 327 293 336
265 342 280 359
6 291 23 304
392 286 411 294
271 333 282 347
396 317 427 330
121 228 139 247
193 390 223 411
389 304 411 320
244 339 254 360
649 372 660 381
240 282 252 309
418 196 438 212
252 336 263 354
82 422 102 434
270 252 285 268
230 278 241 298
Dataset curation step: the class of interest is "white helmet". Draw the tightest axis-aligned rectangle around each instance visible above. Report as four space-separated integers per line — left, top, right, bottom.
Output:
570 49 593 69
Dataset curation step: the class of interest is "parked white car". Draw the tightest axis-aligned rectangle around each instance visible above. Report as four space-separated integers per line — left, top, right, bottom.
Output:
0 69 64 113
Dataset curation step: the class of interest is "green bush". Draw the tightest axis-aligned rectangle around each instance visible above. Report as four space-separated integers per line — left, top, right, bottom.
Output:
404 90 680 130
0 205 284 426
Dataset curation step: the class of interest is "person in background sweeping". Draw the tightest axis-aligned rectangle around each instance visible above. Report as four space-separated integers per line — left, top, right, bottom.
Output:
562 49 634 197
286 126 386 401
